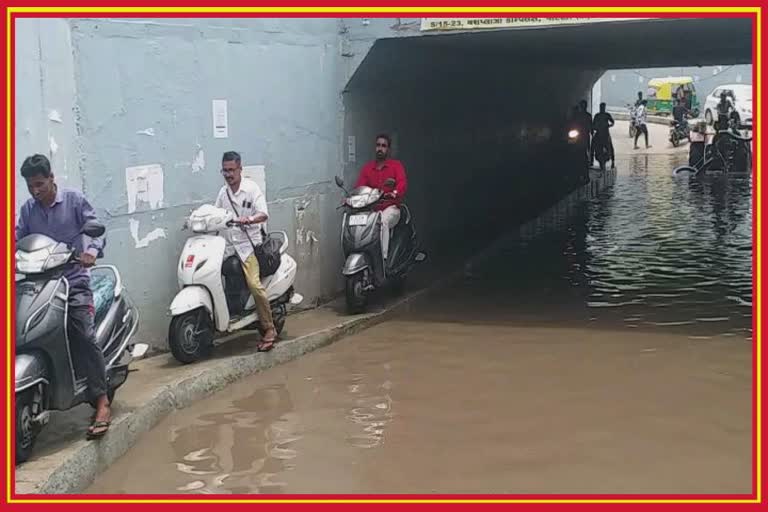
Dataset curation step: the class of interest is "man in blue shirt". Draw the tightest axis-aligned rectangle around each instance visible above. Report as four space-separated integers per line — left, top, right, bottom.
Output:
15 154 111 438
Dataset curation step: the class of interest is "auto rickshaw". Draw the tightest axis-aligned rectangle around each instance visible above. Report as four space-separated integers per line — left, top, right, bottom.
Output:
646 76 700 117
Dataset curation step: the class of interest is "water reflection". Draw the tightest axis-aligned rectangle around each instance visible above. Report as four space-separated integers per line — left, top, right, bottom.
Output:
344 368 394 449
167 384 302 494
465 153 752 339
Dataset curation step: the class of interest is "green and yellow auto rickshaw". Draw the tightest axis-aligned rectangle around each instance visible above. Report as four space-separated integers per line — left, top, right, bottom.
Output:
646 77 700 117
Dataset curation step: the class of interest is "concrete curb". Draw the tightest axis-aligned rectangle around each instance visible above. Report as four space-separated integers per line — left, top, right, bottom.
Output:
15 169 616 495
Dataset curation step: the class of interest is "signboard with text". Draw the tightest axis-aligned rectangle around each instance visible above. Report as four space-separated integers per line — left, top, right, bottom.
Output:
420 17 651 32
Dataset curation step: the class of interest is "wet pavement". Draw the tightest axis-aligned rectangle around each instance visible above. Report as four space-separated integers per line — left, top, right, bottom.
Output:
88 122 752 495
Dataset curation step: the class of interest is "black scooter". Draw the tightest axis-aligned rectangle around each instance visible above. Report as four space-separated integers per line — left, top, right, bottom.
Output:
15 220 147 463
669 118 691 147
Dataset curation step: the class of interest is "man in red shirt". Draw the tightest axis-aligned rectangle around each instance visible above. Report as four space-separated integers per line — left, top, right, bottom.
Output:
354 134 408 262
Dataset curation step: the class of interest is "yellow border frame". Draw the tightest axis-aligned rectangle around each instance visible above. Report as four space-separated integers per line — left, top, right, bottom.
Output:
4 5 762 505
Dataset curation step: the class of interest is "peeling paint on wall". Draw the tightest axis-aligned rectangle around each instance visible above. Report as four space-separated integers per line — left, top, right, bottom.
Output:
192 145 205 173
126 163 164 213
136 127 156 136
48 134 58 156
129 218 167 248
294 197 312 245
48 110 63 123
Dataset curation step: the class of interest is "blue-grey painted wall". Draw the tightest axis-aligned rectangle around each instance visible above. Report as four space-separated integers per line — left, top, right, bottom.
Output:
16 18 347 351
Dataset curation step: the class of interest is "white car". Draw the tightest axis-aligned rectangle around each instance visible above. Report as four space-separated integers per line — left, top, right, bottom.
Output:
703 83 752 128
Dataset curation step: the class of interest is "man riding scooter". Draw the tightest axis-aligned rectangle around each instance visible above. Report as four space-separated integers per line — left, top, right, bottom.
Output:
672 97 690 131
353 134 407 266
337 133 423 313
670 97 692 147
214 151 277 352
15 154 112 439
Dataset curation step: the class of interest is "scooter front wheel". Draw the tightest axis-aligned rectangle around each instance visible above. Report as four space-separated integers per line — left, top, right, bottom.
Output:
15 390 38 464
169 308 214 364
345 273 367 314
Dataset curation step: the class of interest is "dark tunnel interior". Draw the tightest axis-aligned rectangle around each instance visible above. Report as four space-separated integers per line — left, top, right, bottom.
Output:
341 17 753 258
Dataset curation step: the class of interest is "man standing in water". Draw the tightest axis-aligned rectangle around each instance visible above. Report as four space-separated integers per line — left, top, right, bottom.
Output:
634 99 651 150
592 102 616 170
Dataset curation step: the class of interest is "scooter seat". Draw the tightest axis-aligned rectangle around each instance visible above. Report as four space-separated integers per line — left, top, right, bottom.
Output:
91 272 116 326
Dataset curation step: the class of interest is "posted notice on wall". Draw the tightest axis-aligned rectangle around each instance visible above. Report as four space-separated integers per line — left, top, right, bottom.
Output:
212 99 228 138
420 17 651 31
126 163 164 213
347 135 356 163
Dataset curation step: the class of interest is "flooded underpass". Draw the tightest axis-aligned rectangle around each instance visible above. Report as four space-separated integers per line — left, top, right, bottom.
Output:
89 133 752 495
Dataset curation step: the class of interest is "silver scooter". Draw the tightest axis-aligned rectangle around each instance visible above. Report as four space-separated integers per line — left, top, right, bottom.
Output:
335 176 426 313
15 220 147 463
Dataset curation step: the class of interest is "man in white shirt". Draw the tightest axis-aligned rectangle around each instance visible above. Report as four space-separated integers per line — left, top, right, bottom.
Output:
633 99 651 150
214 151 277 351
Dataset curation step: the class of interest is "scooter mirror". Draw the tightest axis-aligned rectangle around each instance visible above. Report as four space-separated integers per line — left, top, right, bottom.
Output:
81 220 106 238
335 176 345 188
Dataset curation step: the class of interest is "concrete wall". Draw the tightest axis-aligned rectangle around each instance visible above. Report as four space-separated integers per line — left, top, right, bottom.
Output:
16 18 347 350
15 19 81 212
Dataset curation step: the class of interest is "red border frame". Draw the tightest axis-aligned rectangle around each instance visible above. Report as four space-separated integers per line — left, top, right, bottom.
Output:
1 2 764 510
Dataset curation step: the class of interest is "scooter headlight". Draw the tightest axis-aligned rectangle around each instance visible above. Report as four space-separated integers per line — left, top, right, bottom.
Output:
347 188 382 209
347 196 366 209
568 129 579 140
15 248 68 274
15 249 47 274
191 219 207 233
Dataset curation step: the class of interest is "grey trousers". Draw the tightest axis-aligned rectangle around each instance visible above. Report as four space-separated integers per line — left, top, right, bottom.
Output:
68 287 108 402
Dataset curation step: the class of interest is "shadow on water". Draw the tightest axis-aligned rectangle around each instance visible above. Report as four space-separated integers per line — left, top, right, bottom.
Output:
407 152 752 341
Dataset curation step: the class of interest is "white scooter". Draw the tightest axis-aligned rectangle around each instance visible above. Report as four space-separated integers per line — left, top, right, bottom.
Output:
168 204 303 364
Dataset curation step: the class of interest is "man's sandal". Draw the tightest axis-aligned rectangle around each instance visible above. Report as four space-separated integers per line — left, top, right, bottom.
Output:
86 420 111 439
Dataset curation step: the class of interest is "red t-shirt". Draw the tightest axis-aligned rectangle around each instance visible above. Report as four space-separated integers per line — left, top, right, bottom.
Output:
354 159 408 211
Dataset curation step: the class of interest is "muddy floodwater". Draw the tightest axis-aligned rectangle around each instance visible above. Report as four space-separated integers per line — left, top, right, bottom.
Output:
89 148 752 495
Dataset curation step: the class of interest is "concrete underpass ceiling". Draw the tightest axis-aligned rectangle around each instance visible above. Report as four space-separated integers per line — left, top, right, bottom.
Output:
346 17 752 92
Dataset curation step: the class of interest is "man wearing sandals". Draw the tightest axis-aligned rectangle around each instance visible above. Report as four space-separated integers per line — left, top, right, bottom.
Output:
15 154 112 439
214 151 277 351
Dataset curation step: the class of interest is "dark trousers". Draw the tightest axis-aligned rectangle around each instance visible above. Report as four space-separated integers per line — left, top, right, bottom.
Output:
592 133 615 161
68 288 107 402
634 124 649 147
